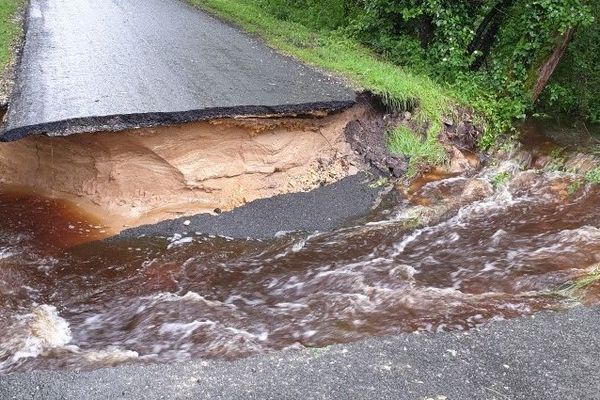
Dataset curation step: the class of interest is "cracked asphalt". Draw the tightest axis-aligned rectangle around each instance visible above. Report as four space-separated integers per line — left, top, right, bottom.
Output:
118 172 382 240
1 2 598 400
1 0 354 141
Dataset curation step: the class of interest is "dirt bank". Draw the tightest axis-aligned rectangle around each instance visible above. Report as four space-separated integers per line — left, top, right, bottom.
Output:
0 106 369 234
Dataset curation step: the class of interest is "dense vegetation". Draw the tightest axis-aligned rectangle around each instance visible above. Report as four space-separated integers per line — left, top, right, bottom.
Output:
196 0 597 155
539 1 600 123
253 0 595 140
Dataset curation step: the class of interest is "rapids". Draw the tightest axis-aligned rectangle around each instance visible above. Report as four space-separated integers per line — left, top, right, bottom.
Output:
1 125 600 375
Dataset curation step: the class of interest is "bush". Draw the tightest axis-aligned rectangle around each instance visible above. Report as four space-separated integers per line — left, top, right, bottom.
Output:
202 0 595 151
538 2 600 122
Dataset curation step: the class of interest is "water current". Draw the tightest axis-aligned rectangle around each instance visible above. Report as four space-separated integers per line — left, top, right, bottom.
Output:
1 125 599 375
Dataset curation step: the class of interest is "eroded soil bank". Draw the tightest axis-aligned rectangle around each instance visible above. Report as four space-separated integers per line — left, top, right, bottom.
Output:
3 120 600 376
0 106 372 234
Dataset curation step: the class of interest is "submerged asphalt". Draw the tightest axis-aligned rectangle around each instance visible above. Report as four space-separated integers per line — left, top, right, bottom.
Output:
1 0 354 141
1 305 598 399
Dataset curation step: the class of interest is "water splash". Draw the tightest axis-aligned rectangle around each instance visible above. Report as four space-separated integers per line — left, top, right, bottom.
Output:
1 133 600 375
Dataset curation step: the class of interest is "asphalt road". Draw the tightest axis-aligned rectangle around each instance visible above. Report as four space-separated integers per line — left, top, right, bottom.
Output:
1 305 598 399
1 0 354 141
118 172 383 239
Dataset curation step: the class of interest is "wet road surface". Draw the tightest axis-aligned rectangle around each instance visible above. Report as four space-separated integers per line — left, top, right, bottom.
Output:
2 306 599 400
1 0 354 141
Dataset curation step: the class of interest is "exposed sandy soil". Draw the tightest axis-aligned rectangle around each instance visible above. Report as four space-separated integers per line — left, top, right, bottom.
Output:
0 106 368 233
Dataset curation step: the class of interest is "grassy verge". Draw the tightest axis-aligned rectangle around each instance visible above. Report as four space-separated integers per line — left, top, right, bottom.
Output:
189 0 453 171
0 0 23 74
388 126 447 168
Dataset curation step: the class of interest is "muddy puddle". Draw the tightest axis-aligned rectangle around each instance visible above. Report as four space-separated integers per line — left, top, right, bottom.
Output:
1 122 600 375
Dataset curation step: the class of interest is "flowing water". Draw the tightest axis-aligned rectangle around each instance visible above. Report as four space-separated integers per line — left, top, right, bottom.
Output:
1 126 600 375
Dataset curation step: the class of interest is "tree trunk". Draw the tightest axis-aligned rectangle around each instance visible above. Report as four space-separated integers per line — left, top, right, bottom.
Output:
531 28 574 102
468 0 514 71
417 15 434 49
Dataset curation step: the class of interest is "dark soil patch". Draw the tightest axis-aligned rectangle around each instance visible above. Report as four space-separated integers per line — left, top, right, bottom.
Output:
345 93 483 178
344 93 408 177
439 107 482 151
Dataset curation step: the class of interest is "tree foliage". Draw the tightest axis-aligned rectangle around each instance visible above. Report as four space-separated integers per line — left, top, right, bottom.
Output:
250 0 596 143
539 1 600 122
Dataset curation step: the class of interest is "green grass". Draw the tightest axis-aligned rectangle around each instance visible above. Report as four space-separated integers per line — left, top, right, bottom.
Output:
559 264 600 300
0 0 23 74
368 176 389 188
387 126 446 176
189 0 453 167
567 179 582 195
571 266 600 291
544 148 567 172
490 171 512 189
585 165 600 184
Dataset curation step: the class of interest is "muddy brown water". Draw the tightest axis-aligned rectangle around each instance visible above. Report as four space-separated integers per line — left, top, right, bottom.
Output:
2 127 600 375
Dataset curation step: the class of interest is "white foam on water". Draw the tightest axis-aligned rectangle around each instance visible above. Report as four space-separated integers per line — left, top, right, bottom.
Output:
0 305 72 373
224 295 265 306
167 236 194 249
272 232 323 260
12 305 71 361
292 239 306 252
159 320 210 338
0 247 15 260
554 226 600 243
146 291 227 307
394 228 427 253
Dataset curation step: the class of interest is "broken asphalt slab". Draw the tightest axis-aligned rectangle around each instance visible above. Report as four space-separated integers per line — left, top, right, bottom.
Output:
1 305 599 399
117 172 383 240
1 0 355 141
